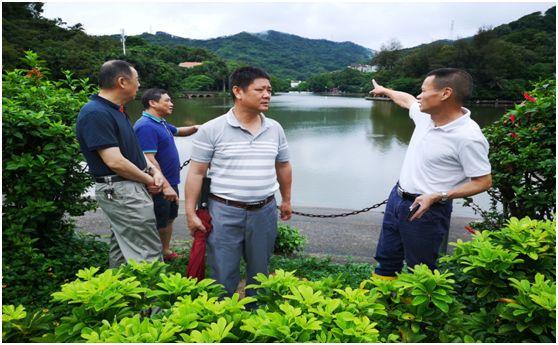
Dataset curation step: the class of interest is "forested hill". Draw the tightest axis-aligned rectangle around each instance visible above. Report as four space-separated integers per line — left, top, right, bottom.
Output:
371 6 556 99
2 2 230 92
139 30 373 80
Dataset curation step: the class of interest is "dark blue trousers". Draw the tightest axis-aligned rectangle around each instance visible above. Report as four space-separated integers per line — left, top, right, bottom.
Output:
374 185 452 276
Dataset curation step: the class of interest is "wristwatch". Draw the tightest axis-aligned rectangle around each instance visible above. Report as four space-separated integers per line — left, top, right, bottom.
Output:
144 166 153 175
439 192 449 203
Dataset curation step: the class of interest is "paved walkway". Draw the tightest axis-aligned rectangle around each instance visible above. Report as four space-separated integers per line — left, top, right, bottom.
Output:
74 201 476 263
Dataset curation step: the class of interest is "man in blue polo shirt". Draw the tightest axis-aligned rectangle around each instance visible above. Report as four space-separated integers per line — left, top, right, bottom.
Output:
134 88 199 261
76 60 165 268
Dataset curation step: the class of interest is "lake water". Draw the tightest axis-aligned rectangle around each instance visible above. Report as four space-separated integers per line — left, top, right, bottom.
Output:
126 92 504 217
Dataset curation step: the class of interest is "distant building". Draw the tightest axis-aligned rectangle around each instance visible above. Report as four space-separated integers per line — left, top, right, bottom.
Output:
290 80 302 88
348 64 377 73
179 62 204 68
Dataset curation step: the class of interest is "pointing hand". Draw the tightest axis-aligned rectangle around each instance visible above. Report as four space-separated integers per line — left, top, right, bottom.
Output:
370 79 386 96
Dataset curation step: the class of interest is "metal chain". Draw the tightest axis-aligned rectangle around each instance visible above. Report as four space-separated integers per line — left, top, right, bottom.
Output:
83 159 191 173
82 153 386 218
179 159 191 170
282 199 388 218
82 159 191 174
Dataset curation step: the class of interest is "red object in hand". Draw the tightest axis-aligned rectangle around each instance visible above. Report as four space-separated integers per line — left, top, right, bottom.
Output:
186 209 212 280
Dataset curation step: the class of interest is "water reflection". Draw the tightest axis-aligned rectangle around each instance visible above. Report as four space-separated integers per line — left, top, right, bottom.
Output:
125 93 504 216
368 101 413 153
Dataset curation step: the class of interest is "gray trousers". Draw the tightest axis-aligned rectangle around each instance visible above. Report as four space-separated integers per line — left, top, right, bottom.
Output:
95 181 163 268
207 198 277 297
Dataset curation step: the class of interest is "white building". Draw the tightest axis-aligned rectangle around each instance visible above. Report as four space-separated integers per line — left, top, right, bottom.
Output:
348 64 377 73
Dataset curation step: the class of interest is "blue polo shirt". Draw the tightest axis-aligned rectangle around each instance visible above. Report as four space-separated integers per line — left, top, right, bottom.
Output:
76 94 147 177
133 112 181 186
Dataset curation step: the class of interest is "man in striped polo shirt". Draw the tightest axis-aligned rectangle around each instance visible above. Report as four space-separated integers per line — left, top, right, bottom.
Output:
185 66 292 297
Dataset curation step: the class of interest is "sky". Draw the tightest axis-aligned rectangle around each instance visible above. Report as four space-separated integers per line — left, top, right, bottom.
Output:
41 1 555 50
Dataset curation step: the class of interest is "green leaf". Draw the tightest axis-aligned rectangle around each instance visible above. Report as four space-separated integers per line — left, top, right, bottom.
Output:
411 295 429 306
401 313 415 320
431 299 449 313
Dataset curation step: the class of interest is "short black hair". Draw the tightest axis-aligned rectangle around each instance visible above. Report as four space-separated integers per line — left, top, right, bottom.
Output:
229 66 270 100
426 68 473 104
98 60 135 89
141 88 168 110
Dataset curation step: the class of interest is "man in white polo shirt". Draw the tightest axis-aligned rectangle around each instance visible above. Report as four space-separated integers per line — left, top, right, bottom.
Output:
185 66 292 297
370 68 492 279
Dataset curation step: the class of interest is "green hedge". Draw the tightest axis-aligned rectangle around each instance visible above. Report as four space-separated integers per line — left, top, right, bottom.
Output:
3 216 555 343
466 79 555 228
2 51 109 308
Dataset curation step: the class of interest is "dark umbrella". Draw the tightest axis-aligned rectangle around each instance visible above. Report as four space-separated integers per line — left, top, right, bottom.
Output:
186 177 212 280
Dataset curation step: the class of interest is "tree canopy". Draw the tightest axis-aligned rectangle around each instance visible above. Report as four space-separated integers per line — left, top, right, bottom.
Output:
370 7 555 99
2 3 274 93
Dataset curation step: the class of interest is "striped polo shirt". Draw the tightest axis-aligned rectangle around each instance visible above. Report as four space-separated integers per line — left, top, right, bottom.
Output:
191 108 290 202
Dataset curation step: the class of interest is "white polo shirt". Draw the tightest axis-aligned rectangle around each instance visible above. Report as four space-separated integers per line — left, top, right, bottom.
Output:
398 102 491 195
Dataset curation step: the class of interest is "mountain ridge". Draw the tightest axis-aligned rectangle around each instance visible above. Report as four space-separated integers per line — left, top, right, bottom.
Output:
138 30 373 79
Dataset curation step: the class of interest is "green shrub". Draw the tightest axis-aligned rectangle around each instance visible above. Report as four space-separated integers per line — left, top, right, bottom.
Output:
497 273 556 342
81 315 182 343
454 273 556 343
164 242 191 274
1 305 54 343
3 232 109 309
270 255 373 288
48 261 227 342
440 217 556 342
273 222 306 256
440 217 555 308
467 79 555 228
245 269 385 342
2 51 105 308
2 217 555 343
361 265 462 342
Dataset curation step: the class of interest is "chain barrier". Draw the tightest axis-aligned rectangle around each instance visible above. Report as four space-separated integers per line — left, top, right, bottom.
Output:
283 199 388 218
179 159 191 170
81 158 191 174
84 154 385 218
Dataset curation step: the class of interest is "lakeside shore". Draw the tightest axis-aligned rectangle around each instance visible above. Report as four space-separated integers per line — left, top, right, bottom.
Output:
75 202 478 263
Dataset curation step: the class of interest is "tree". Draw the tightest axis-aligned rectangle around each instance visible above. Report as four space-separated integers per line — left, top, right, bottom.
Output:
182 74 215 91
270 76 291 92
372 39 403 70
306 73 334 92
2 2 44 20
367 8 555 100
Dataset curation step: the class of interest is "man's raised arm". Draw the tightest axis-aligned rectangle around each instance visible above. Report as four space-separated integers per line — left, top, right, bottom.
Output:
176 125 199 137
370 79 417 109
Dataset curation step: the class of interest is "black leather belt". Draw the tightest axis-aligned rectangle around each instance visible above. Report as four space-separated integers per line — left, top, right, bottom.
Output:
209 194 274 210
396 184 421 201
94 175 127 183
